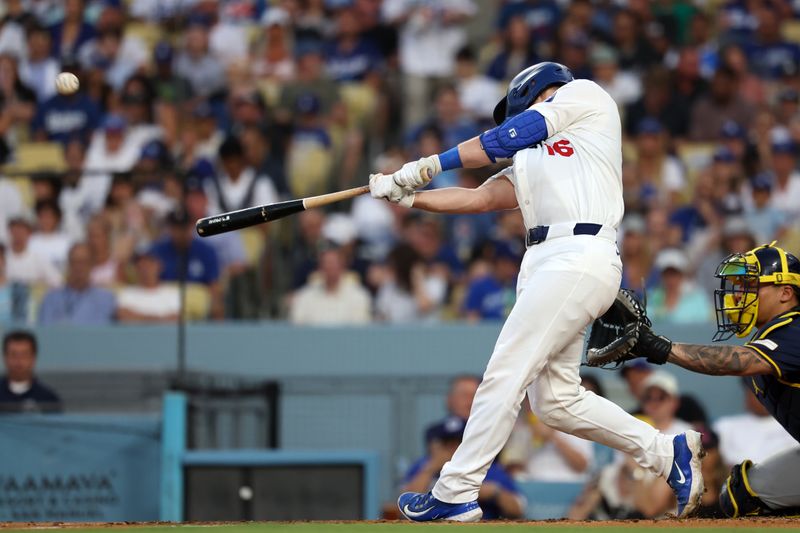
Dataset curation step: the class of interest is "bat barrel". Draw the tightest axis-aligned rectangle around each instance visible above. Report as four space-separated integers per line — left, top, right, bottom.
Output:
196 199 304 237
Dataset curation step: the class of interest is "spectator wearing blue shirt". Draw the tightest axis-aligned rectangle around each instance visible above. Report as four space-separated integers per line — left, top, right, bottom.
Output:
31 89 101 144
324 7 382 82
39 243 116 325
742 7 800 80
48 0 96 60
463 242 519 322
486 15 538 82
149 210 223 319
402 416 525 520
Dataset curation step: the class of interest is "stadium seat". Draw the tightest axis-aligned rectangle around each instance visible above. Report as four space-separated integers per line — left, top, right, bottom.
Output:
3 142 66 174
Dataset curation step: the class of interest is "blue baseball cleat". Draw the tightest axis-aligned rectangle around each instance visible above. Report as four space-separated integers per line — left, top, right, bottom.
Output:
397 491 482 522
667 430 706 517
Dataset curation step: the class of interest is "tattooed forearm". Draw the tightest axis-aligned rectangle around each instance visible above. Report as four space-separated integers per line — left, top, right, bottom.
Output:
668 343 775 376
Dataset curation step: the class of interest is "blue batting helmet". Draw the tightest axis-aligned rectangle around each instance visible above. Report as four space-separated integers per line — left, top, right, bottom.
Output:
492 62 574 125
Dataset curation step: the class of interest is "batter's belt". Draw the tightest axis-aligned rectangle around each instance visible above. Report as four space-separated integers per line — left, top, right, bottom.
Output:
526 222 616 246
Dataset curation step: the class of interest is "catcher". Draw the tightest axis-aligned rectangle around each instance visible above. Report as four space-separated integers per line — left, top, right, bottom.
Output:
587 242 800 517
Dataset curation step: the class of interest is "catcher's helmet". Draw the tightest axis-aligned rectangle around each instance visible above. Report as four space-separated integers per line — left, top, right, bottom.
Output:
713 242 800 341
492 61 574 125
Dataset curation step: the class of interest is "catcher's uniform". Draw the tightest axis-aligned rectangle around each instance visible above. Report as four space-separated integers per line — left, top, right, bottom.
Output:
740 307 800 510
433 80 678 504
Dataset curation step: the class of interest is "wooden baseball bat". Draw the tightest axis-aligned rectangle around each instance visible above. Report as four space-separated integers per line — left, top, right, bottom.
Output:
196 185 370 237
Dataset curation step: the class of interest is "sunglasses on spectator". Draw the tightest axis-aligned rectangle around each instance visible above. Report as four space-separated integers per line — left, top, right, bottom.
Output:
643 390 670 403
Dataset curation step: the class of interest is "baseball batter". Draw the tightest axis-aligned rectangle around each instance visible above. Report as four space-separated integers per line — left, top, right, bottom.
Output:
369 62 704 522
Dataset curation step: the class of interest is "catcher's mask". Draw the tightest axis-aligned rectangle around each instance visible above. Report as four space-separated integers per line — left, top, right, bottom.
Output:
713 242 800 341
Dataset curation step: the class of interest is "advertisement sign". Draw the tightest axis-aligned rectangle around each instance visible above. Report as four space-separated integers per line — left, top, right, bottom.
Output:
0 415 161 521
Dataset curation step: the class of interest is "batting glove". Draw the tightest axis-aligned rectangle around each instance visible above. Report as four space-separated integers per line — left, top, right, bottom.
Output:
392 155 441 190
369 173 415 207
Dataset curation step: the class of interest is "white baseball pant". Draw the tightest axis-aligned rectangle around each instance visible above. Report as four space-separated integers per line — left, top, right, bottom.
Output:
432 232 676 503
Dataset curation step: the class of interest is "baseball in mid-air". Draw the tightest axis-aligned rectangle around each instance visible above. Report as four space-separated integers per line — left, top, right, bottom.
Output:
55 72 80 95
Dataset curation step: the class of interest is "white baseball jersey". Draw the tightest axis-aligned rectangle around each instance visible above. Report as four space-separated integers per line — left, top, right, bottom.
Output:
506 79 624 230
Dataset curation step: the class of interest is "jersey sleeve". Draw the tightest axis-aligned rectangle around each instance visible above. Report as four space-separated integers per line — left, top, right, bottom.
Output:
529 79 603 136
745 314 800 382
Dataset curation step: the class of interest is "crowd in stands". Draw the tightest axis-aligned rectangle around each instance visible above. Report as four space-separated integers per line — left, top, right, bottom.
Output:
0 0 799 325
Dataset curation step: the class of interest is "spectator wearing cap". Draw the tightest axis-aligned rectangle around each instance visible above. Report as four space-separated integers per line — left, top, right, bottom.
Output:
133 140 179 220
151 41 193 104
286 92 335 198
765 140 800 224
403 415 525 520
454 46 503 125
486 15 538 83
276 44 340 126
744 172 788 244
181 100 223 167
462 241 518 322
229 87 268 130
324 6 382 83
641 371 692 435
206 134 278 215
117 250 180 323
0 330 61 413
80 114 141 212
150 209 220 285
648 248 713 324
688 66 754 142
6 215 61 288
383 0 477 129
118 75 160 140
31 73 101 144
28 200 72 274
19 25 59 103
251 8 295 83
590 44 641 109
713 380 799 468
173 15 226 98
38 242 115 325
48 0 96 60
631 117 686 209
289 244 371 325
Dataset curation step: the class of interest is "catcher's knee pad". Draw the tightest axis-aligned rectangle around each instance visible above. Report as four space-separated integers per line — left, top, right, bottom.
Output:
719 460 768 517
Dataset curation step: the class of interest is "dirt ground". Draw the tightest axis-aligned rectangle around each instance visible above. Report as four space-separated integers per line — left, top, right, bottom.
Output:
1 518 798 529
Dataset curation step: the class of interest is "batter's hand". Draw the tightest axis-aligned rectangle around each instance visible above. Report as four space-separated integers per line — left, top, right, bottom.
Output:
369 173 415 207
392 155 441 190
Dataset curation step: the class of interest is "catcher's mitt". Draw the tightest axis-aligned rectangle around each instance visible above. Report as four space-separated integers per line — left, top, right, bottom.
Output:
585 288 650 368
